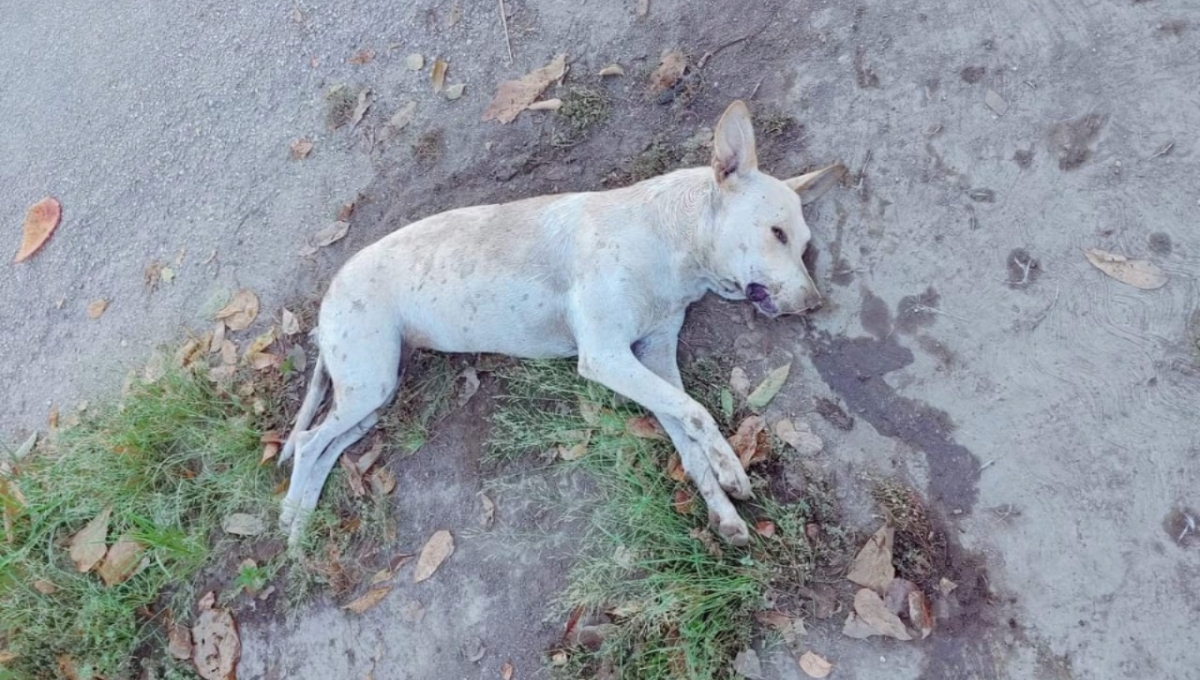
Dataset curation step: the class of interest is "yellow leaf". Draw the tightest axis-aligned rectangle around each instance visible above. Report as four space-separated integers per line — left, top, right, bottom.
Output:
431 58 448 93
343 586 392 614
86 299 108 320
798 650 833 678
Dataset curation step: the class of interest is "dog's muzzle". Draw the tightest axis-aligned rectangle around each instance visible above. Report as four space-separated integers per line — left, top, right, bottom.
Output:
746 283 779 316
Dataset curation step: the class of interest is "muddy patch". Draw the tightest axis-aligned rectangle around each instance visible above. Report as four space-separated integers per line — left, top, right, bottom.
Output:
1148 232 1172 255
805 331 980 511
895 286 940 334
1012 148 1034 169
859 288 892 340
1047 113 1107 170
1005 248 1041 288
1162 507 1199 548
959 66 986 84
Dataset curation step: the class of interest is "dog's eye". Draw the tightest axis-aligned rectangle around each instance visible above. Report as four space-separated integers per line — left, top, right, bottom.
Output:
771 226 788 245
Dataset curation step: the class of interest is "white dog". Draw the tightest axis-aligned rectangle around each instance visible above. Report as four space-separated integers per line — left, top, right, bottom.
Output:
279 100 843 547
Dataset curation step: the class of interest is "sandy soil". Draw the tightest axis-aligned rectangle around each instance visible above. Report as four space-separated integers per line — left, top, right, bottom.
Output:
3 0 1199 678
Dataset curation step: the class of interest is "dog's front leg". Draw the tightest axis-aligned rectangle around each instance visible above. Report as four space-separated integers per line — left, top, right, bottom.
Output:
578 341 751 545
632 329 753 545
633 326 752 500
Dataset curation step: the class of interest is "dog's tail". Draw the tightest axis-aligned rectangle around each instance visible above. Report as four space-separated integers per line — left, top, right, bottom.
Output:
278 333 329 466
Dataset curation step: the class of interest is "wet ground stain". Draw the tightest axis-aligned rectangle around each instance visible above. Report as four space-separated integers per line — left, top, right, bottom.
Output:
805 329 980 512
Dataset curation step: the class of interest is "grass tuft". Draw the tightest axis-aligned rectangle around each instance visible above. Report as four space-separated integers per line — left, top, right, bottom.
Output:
489 360 842 679
0 364 278 678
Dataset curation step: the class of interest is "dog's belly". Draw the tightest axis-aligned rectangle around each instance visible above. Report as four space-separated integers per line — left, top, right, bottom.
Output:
396 280 578 359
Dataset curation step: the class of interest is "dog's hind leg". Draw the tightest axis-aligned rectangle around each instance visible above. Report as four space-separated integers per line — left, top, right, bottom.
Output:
280 312 403 543
286 410 379 546
278 349 328 465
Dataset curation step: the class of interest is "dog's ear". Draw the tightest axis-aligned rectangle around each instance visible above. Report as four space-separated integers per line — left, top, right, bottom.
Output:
712 100 758 184
785 163 846 204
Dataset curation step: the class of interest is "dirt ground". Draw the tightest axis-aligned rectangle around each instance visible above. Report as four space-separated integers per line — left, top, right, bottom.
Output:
4 0 1200 678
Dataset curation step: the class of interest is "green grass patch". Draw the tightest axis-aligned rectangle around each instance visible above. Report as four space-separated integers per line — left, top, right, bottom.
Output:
488 361 844 680
0 364 278 678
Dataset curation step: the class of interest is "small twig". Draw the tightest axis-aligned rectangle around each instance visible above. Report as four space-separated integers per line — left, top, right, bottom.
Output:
697 33 752 69
497 0 514 65
1026 287 1060 331
1150 140 1174 160
748 77 763 100
910 304 967 322
855 150 872 192
979 458 999 472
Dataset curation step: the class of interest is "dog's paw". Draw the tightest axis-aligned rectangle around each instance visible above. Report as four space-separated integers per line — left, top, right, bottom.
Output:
713 451 753 500
717 515 751 547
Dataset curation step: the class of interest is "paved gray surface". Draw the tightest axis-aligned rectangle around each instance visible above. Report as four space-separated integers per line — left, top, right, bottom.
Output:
3 1 1199 679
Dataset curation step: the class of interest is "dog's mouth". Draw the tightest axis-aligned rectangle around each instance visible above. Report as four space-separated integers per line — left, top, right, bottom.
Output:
745 283 779 317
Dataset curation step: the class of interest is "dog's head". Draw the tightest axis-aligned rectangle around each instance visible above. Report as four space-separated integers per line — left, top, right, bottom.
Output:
704 100 844 317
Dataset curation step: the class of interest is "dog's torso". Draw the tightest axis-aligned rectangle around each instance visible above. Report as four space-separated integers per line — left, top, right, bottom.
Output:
319 169 715 360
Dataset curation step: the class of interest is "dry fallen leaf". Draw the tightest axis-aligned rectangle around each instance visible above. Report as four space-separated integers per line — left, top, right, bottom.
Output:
846 525 895 592
482 53 568 124
732 648 762 679
1084 248 1168 290
985 88 1008 116
349 48 375 65
908 589 934 639
444 83 466 100
388 101 417 133
480 493 496 527
98 534 145 586
598 63 625 77
351 88 372 128
280 309 301 336
300 221 351 257
647 49 687 94
343 585 392 614
14 197 62 263
579 398 602 426
672 488 695 514
527 98 562 111
729 367 751 398
848 588 912 640
341 455 367 497
32 579 57 595
431 58 448 93
167 622 193 660
221 513 267 537
0 650 18 665
69 507 111 573
626 415 667 440
289 138 313 160
414 530 454 582
192 604 240 680
210 321 226 353
665 452 688 483
754 520 776 538
86 299 108 320
214 289 260 331
455 367 480 407
938 577 958 595
746 363 791 412
369 467 397 496
405 53 424 70
798 650 833 678
501 661 514 680
774 418 823 455
729 415 766 469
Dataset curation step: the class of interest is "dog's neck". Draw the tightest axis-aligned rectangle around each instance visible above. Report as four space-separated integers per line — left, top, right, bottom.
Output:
637 168 736 299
